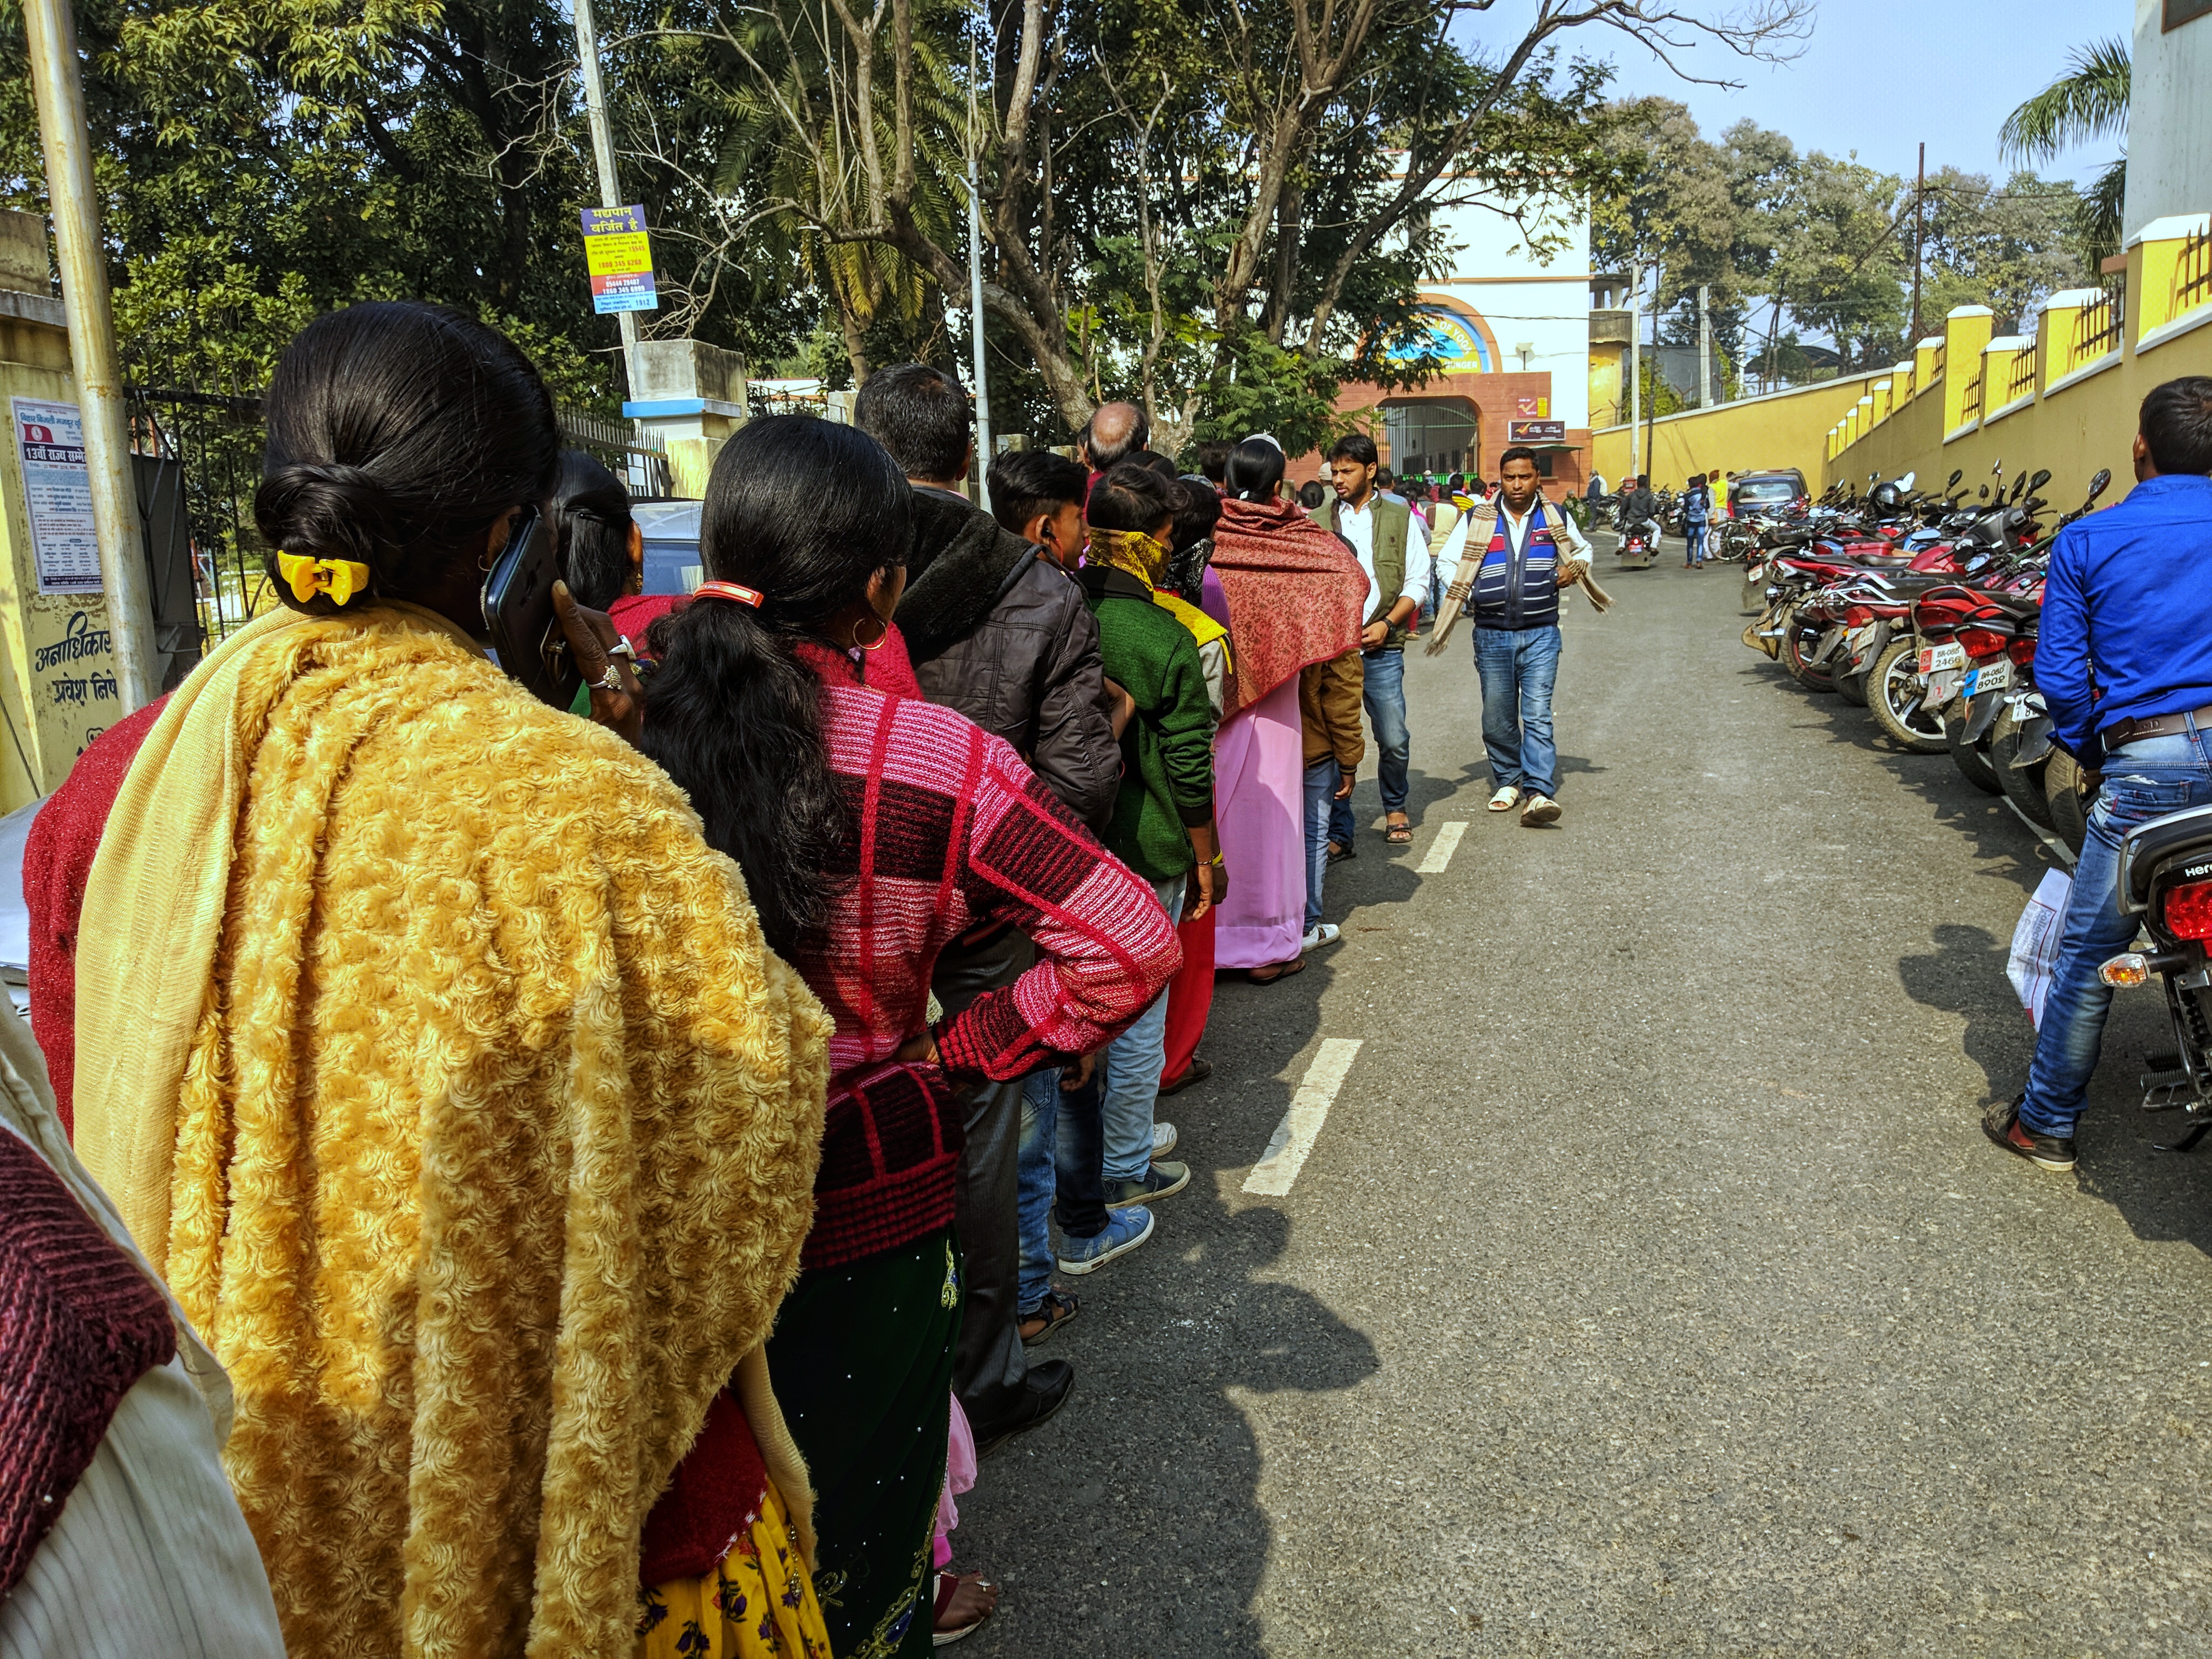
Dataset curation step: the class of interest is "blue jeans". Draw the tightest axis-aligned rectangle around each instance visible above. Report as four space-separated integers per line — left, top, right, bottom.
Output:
1474 625 1561 800
1331 647 1410 843
2020 729 2212 1139
1303 756 1337 928
1099 875 1185 1182
1017 1061 1108 1313
1686 522 1708 562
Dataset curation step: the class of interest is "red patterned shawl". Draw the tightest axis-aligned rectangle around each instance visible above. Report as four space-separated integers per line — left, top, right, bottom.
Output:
1208 497 1365 716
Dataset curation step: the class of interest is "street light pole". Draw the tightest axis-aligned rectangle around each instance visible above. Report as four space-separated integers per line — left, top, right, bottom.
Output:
572 0 639 399
22 0 157 713
966 45 993 505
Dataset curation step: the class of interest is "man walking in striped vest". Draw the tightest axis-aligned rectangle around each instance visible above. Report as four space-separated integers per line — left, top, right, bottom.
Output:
1430 445 1592 826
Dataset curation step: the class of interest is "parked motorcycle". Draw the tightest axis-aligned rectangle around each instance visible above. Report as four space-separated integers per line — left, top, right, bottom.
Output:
2099 805 2212 1148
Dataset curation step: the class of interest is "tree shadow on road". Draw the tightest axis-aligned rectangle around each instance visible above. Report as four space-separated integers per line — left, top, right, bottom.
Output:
1896 924 2212 1255
1742 658 2051 893
954 894 1382 1656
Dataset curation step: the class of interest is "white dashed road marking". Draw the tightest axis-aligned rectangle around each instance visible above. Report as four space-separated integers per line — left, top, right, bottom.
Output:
1417 819 1468 873
1243 1038 1364 1197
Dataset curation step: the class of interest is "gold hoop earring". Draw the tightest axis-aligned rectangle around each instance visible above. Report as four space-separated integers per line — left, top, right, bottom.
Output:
855 615 890 652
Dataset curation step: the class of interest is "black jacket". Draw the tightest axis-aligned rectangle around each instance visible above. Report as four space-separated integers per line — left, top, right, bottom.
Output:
896 487 1121 828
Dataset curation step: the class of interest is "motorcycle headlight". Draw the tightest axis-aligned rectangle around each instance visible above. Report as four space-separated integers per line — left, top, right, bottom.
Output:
1764 586 1780 601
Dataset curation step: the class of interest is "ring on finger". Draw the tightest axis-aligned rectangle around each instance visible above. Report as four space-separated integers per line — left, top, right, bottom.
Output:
591 664 627 693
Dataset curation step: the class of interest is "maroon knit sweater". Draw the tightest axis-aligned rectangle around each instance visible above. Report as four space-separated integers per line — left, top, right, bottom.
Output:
0 1128 177 1599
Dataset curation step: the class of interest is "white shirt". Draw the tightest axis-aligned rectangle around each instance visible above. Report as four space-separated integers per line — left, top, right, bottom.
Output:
1499 501 1538 556
1334 494 1432 620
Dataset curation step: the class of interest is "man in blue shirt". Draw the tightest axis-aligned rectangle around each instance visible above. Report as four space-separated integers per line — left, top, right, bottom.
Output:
1988 376 2212 1171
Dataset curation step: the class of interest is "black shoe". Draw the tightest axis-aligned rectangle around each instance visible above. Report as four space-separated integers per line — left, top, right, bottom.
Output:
972 1359 1074 1457
1983 1095 2077 1171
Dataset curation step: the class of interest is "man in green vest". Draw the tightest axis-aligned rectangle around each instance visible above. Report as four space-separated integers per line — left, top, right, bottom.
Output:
1325 432 1430 849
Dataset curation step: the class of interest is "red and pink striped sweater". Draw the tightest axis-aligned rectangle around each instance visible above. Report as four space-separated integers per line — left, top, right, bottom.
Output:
790 640 1181 1269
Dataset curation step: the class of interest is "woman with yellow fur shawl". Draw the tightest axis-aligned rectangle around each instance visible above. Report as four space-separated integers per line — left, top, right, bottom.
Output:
65 302 834 1659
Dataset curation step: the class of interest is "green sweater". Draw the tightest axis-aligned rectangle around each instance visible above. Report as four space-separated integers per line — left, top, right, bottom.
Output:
1078 566 1217 881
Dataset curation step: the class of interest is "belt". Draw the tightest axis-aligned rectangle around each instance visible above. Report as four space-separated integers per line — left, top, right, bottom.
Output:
2103 702 2212 750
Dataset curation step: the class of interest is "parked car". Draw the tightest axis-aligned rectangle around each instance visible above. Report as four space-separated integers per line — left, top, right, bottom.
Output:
1728 469 1809 519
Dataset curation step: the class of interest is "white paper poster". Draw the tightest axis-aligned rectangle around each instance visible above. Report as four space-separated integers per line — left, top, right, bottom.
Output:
13 397 101 594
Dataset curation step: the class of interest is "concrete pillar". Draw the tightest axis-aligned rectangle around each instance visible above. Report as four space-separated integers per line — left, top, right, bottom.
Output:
1981 335 2033 414
2130 212 2212 343
624 339 748 499
1942 306 1995 437
1913 337 1944 393
2038 288 2102 383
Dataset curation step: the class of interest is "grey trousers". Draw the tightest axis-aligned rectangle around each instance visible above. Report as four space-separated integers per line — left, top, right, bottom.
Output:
931 926 1036 1432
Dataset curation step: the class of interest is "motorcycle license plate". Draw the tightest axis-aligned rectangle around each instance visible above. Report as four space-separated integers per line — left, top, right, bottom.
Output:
1846 623 1877 659
1961 659 2012 697
1924 670 1961 707
1918 641 1966 675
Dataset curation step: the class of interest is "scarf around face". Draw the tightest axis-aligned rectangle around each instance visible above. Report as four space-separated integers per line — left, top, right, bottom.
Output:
1207 495 1365 716
72 603 832 1659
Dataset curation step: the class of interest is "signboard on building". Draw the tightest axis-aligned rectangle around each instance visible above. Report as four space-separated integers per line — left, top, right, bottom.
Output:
13 397 100 594
581 206 659 314
1509 419 1567 444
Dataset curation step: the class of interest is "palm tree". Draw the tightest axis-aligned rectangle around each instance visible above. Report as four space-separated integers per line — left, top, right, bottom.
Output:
1999 36 2130 266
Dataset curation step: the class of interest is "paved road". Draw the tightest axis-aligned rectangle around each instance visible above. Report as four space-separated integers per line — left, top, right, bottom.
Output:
954 540 2212 1657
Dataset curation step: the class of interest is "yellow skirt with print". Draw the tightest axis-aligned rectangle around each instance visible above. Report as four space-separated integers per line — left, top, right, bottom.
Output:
637 1478 834 1659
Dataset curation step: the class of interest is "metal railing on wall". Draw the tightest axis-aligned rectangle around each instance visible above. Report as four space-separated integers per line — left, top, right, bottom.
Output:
2076 282 2125 361
2005 347 2038 406
2177 228 2212 319
557 406 673 498
1960 366 1985 426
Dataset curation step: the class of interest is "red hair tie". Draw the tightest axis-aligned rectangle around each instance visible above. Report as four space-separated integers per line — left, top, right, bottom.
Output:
693 580 765 608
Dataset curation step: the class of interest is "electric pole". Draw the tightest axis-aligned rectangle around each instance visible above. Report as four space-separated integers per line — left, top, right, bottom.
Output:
572 0 639 399
23 0 158 712
1697 284 1713 409
966 41 993 505
1628 261 1641 480
1908 141 1927 346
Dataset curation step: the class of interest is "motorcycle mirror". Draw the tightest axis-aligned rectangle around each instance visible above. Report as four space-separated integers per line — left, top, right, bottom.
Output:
1991 460 2003 474
2086 467 2112 503
2010 473 2027 503
1898 471 1916 492
2028 468 2051 493
1979 485 1990 499
1947 468 1963 488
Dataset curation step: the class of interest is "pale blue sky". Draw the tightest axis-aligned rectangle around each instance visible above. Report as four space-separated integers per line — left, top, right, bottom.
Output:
1545 0 2131 190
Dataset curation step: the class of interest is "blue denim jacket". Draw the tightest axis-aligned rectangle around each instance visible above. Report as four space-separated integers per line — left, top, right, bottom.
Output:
2038 473 2212 768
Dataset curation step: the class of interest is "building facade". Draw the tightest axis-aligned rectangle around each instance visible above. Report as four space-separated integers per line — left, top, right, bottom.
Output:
1318 176 1596 489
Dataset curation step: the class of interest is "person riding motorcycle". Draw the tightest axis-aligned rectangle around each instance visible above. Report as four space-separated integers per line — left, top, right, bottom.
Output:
1619 476 1661 545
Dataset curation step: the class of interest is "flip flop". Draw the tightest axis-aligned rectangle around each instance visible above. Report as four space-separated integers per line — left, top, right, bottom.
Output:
1159 1056 1213 1096
1245 957 1308 985
1384 817 1413 844
934 1571 998 1645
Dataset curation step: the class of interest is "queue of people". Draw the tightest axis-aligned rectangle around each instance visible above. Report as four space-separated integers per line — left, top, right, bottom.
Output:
2 299 1595 1659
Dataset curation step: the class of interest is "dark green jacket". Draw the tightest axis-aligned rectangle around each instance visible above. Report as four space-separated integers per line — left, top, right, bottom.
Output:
1328 494 1415 649
1078 566 1216 882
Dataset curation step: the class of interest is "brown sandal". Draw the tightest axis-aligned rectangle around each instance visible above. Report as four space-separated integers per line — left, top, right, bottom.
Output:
1019 1290 1079 1345
1384 815 1413 844
1245 957 1308 985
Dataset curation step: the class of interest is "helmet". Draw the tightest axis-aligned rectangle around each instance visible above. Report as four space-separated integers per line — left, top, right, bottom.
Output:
1869 481 1907 516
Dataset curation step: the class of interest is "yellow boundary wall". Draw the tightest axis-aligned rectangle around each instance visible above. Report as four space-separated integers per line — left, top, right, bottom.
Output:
1590 371 1889 489
1825 212 2212 501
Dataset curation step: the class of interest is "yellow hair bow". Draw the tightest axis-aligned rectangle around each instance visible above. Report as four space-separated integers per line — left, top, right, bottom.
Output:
276 551 372 606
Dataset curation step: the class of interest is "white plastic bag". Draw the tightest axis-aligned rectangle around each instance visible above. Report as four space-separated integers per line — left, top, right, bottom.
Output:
2006 868 2073 1027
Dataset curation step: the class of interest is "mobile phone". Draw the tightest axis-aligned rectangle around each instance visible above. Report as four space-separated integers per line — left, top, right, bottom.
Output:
479 507 583 710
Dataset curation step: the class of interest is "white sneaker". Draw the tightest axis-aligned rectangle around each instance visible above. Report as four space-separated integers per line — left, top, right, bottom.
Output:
1301 922 1342 950
1521 794 1562 826
1487 786 1521 812
1152 1121 1178 1159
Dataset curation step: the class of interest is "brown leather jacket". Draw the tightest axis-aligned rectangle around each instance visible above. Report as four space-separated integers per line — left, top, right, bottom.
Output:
896 487 1121 828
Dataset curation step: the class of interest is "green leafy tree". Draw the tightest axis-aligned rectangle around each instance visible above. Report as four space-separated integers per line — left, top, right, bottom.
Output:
1999 35 2128 267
